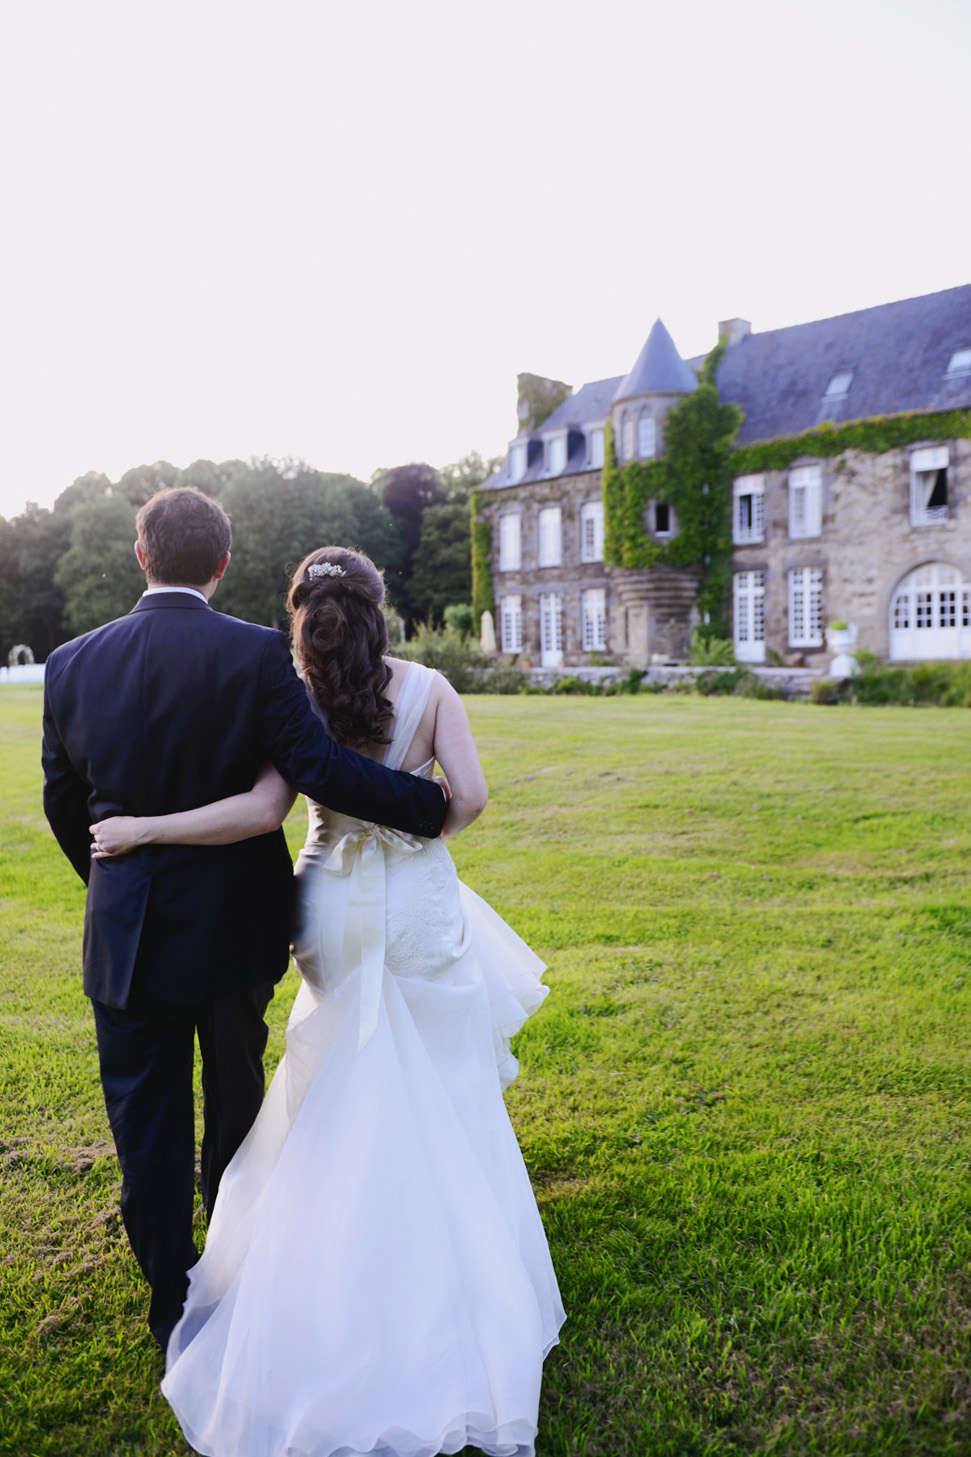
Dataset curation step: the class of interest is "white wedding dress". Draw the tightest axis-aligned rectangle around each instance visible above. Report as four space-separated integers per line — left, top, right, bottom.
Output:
162 662 565 1457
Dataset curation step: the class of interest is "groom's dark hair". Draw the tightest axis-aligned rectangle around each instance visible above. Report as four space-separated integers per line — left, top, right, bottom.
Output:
136 487 232 586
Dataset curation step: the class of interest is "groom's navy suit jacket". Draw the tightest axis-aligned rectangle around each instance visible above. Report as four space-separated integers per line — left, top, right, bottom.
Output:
42 591 446 1009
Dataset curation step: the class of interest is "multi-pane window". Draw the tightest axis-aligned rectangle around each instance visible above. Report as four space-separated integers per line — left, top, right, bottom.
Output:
892 564 965 632
500 594 523 652
638 413 657 458
733 474 765 543
508 444 526 483
589 428 605 469
499 514 521 571
789 567 824 647
910 446 949 524
789 465 822 538
581 588 607 650
548 435 567 475
734 571 765 648
539 593 564 657
580 500 604 562
538 506 562 567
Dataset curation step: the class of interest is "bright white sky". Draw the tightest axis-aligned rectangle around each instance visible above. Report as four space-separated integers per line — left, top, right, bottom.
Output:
1 0 968 519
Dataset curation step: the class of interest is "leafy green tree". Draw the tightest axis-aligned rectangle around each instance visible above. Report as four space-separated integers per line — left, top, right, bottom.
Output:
408 500 472 625
373 463 443 624
437 451 503 500
115 462 182 509
51 471 114 520
0 518 23 663
54 494 144 637
216 461 404 628
12 504 71 658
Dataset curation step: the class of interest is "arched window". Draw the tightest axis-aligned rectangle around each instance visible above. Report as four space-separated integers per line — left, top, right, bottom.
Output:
621 412 633 461
638 413 656 458
889 562 971 660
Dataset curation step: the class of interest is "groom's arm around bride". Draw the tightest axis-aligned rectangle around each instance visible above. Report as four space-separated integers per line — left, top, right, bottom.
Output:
41 485 447 1349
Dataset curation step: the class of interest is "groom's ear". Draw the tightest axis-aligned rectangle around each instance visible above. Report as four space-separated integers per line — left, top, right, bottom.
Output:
134 540 148 573
213 550 231 582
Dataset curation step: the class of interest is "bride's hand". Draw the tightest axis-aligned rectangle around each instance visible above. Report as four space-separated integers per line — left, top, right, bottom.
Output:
89 816 152 858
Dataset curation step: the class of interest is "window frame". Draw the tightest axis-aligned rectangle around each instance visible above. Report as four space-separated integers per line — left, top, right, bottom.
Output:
547 433 567 476
580 499 604 562
500 593 523 653
909 446 949 525
581 587 607 651
788 566 824 648
537 505 563 567
638 412 657 458
498 512 522 571
788 465 822 539
733 570 765 661
733 474 765 544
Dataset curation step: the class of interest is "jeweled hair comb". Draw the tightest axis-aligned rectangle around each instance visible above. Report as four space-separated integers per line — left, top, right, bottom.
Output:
307 562 346 579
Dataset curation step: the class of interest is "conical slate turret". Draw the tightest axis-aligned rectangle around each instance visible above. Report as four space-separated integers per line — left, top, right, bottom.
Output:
613 318 697 403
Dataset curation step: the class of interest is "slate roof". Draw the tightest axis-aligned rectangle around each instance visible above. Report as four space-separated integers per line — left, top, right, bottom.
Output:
613 318 698 402
717 284 971 444
530 376 622 436
484 285 971 489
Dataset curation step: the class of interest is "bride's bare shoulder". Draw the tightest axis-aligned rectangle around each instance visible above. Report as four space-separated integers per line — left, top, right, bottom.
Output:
383 656 442 690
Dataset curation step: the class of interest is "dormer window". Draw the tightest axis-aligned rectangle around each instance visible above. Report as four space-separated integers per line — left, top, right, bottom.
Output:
508 444 526 484
589 428 605 470
547 435 567 476
824 371 853 399
946 348 971 377
638 413 657 458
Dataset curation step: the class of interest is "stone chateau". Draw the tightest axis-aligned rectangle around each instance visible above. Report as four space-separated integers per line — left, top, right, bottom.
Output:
478 285 971 667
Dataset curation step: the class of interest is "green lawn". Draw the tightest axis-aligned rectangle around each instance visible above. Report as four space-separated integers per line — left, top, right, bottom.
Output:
3 685 971 1456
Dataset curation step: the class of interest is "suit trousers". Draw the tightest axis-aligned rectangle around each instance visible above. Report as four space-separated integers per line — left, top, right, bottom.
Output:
91 980 276 1348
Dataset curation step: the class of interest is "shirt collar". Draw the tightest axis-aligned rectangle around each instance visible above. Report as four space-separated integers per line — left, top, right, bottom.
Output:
142 585 209 604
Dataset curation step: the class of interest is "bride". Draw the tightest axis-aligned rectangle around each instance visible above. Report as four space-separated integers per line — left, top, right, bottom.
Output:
91 546 565 1457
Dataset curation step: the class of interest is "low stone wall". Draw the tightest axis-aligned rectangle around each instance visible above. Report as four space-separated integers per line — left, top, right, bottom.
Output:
0 664 46 684
525 663 820 699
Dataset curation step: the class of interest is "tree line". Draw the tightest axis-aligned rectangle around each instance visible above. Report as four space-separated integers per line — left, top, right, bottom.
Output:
0 453 499 663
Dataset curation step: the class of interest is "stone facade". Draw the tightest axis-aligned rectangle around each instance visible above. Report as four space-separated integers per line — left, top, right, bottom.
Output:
482 289 971 667
732 439 971 663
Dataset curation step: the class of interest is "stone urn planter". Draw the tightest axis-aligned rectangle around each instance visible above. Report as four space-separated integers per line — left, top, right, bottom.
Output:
827 621 859 678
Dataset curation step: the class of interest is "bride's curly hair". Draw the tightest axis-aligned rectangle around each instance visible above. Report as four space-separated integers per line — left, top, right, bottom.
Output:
287 547 394 750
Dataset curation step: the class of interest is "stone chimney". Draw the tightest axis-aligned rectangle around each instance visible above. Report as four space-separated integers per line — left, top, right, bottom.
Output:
718 318 751 347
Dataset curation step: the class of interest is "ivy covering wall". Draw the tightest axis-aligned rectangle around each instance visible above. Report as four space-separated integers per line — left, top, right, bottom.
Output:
729 408 971 475
603 345 971 640
603 344 741 636
470 491 494 627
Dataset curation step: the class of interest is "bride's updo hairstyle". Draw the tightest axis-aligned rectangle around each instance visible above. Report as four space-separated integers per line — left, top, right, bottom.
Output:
287 547 394 750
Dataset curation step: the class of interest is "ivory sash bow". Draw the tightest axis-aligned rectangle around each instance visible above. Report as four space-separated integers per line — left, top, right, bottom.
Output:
321 824 423 1048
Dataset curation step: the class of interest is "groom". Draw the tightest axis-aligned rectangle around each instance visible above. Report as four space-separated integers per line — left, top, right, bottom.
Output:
42 486 447 1350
